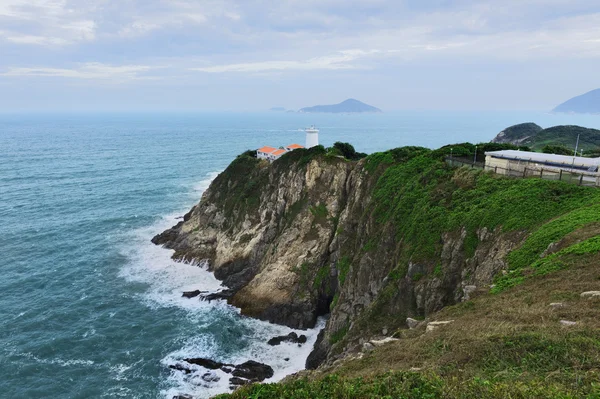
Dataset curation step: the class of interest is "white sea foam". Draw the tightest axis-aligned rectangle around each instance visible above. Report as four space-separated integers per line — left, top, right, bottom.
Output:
119 171 325 399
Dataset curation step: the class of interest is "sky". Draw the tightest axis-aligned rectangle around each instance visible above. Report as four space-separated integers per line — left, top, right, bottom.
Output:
0 0 599 112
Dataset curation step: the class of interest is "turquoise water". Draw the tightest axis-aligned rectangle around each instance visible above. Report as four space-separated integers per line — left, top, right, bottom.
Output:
2 112 599 398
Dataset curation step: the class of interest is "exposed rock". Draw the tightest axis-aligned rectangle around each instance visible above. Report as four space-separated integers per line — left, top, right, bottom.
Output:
560 320 577 326
183 358 230 370
462 285 477 301
200 290 234 302
549 302 566 309
382 327 388 335
406 318 420 329
426 320 454 333
370 337 399 347
173 395 194 399
169 364 192 374
267 332 308 346
229 377 251 387
202 372 220 382
231 360 274 381
182 290 204 299
362 342 374 352
580 291 600 298
305 330 327 369
155 152 531 369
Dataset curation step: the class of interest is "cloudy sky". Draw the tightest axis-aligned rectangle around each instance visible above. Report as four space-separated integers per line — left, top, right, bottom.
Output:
1 0 599 112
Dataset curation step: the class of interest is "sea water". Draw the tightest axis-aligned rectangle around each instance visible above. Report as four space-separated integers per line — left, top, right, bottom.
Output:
1 111 599 398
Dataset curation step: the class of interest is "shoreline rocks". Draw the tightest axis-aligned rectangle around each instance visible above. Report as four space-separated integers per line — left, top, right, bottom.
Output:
267 332 308 346
170 357 274 388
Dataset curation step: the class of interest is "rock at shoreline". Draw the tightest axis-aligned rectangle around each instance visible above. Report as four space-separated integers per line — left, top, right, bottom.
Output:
182 290 205 299
171 357 274 388
183 357 233 370
267 332 308 346
231 360 274 381
200 290 234 302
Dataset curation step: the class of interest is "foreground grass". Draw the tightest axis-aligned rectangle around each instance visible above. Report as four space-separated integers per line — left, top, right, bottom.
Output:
216 244 600 399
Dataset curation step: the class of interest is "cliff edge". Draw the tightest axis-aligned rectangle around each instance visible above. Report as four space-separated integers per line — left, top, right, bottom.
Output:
154 142 600 385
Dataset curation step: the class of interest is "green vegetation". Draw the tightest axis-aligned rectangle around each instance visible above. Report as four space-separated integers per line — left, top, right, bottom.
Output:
207 152 265 220
313 265 330 290
493 123 600 152
542 144 574 155
212 143 600 399
326 142 367 161
492 122 543 143
309 203 328 219
329 324 350 344
215 370 596 399
369 148 600 265
337 256 351 285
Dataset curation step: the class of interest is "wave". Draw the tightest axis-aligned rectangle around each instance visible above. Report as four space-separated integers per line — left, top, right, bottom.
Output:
118 171 325 398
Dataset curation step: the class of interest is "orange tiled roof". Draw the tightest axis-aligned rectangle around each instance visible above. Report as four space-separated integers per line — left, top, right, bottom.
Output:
258 146 277 153
272 149 287 156
286 144 304 149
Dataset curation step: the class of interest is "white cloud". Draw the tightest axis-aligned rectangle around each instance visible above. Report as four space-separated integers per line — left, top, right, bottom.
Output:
1 63 155 80
191 49 385 73
0 0 96 45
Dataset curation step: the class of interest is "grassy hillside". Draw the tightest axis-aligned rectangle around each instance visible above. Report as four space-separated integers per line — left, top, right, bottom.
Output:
213 144 600 398
492 124 600 153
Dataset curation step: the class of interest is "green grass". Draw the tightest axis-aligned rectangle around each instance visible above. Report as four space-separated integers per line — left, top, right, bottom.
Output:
337 257 351 285
494 234 600 293
329 324 350 344
213 370 594 399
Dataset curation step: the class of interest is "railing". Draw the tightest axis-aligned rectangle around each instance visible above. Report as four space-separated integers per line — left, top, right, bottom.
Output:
445 156 600 187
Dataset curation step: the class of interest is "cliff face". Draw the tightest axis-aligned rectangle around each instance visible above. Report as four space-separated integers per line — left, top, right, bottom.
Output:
154 146 584 369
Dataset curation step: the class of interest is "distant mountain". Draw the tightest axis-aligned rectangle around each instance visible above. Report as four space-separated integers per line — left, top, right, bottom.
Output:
553 89 600 114
299 99 381 113
492 123 543 145
492 123 600 152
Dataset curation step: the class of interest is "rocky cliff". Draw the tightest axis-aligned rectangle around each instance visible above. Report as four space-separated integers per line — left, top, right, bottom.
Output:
153 144 595 370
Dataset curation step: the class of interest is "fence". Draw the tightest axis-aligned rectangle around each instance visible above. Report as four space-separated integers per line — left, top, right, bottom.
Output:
445 156 600 187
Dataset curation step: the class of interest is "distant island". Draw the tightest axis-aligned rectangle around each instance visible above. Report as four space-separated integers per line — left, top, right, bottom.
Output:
492 122 600 152
299 98 382 113
553 88 600 114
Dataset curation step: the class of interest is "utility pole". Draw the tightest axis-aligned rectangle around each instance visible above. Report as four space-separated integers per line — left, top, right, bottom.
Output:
572 134 580 170
473 145 477 164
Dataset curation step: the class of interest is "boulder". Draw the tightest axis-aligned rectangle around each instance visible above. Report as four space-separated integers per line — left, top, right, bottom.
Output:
183 358 233 370
173 395 193 399
580 291 600 299
202 372 220 383
169 364 192 374
200 290 234 302
560 320 577 327
549 302 565 309
463 285 477 300
370 337 399 347
406 317 420 329
362 342 374 352
182 290 205 299
229 376 251 387
267 332 308 346
231 360 274 381
426 320 454 333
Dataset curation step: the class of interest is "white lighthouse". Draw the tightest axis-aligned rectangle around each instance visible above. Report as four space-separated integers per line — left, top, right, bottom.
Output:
305 125 319 148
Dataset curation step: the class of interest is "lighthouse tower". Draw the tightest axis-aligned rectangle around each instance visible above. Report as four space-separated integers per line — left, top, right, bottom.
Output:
305 125 319 148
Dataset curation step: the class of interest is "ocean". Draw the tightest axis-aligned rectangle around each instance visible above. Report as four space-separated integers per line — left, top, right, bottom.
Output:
2 111 599 398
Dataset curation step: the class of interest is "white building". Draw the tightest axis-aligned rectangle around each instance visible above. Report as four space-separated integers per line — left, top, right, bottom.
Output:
257 146 277 161
257 144 305 162
305 126 319 148
485 150 600 175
